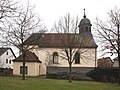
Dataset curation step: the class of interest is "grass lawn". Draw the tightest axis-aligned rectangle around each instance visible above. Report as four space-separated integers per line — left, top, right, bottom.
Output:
0 76 120 90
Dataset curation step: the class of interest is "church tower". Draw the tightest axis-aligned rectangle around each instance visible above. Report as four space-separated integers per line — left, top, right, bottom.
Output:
78 9 97 48
78 9 92 34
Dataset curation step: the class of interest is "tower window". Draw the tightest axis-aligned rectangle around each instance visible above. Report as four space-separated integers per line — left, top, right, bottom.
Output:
89 27 91 32
53 52 58 64
74 52 80 64
85 27 88 32
79 27 84 33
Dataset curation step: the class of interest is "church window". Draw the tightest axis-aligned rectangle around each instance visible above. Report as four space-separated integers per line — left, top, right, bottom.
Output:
75 52 80 64
53 52 58 64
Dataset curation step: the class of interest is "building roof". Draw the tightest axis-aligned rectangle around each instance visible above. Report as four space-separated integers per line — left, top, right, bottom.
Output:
13 51 42 63
23 33 97 48
97 57 114 67
0 48 9 56
0 48 16 58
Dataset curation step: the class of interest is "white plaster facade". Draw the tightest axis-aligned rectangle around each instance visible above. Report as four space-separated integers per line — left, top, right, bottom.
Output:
30 48 97 75
0 48 15 69
13 62 41 76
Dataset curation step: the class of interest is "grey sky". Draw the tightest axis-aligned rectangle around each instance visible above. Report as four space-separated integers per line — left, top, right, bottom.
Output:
19 0 120 30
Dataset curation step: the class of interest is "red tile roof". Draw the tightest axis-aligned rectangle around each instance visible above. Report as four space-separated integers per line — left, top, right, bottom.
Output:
24 33 97 48
97 57 113 67
13 51 41 63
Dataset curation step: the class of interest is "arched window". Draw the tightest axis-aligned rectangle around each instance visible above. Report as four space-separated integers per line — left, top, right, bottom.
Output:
85 27 88 32
53 52 58 64
80 27 84 33
89 27 91 32
75 52 80 64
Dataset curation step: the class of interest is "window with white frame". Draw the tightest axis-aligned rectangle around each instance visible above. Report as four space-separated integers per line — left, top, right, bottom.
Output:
9 60 11 64
6 59 8 64
53 52 58 64
6 51 8 55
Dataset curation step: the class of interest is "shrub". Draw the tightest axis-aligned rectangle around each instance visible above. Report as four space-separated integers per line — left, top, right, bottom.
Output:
86 68 119 83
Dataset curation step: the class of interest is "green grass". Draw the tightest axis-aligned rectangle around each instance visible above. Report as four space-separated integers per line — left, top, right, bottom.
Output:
0 76 120 90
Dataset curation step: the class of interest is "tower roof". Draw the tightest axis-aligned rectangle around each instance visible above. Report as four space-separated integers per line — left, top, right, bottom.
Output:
78 9 91 26
80 18 91 25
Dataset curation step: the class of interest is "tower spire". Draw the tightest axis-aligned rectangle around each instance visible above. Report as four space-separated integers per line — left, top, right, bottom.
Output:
83 9 86 18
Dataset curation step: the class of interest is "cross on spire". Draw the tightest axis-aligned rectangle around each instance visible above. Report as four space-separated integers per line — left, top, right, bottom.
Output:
83 9 86 18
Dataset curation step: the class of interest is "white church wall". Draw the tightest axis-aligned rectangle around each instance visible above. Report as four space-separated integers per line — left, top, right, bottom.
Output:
30 47 96 75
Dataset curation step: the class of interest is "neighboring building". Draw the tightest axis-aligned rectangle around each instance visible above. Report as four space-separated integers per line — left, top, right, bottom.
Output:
0 48 16 69
21 12 97 75
97 57 114 67
113 57 119 67
13 51 42 76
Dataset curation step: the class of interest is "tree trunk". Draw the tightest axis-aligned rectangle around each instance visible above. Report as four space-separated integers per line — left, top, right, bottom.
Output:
22 51 26 80
119 56 120 84
69 63 72 83
117 24 120 84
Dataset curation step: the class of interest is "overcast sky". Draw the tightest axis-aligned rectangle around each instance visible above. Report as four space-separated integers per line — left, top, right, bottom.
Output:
18 0 120 30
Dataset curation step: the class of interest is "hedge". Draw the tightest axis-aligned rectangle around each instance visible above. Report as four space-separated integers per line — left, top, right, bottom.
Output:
86 68 119 83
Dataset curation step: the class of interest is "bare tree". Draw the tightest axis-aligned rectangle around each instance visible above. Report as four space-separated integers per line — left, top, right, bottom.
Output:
52 13 96 82
0 0 17 35
0 0 16 20
0 2 46 80
95 7 120 84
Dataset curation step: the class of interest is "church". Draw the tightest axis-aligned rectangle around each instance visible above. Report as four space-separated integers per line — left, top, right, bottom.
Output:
13 11 97 76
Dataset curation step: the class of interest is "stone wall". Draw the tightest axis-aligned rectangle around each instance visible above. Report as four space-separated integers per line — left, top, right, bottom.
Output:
46 66 94 80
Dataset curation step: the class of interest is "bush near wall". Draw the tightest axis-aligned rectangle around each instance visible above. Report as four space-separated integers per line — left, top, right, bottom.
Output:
0 68 13 76
46 66 94 80
86 68 119 83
